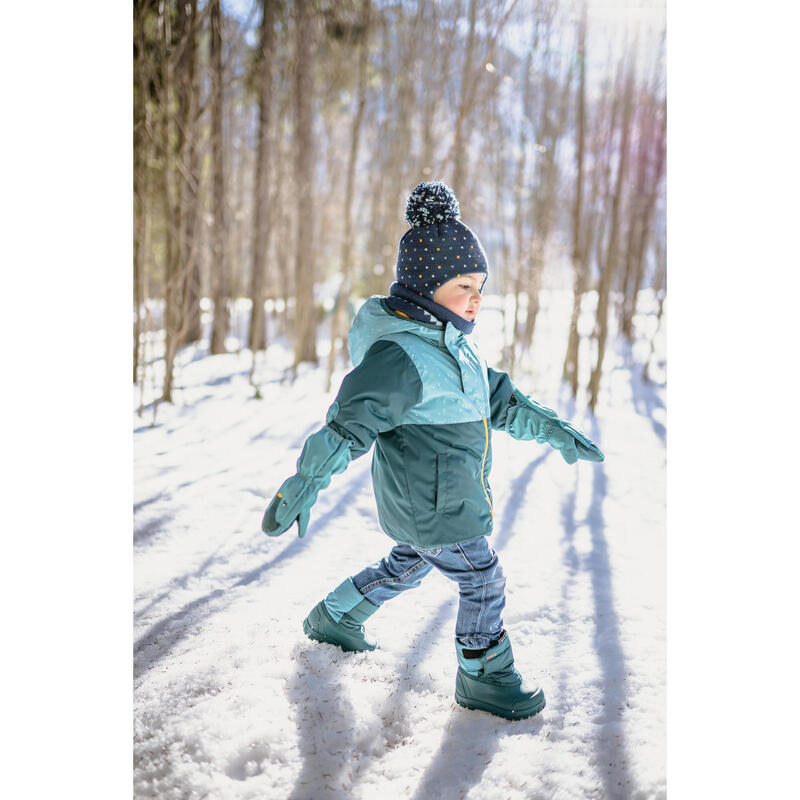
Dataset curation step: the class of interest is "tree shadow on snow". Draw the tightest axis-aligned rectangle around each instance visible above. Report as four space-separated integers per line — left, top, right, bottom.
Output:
133 586 227 682
628 367 666 445
616 338 665 445
204 369 250 387
286 596 457 799
410 706 544 800
233 466 372 593
134 539 233 622
493 450 551 553
133 512 174 548
556 417 636 797
176 466 230 491
285 642 361 800
133 529 316 680
134 468 374 677
133 491 169 515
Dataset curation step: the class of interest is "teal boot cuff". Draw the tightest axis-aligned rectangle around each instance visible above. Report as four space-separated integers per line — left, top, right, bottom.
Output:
346 597 380 624
323 578 378 622
456 632 513 675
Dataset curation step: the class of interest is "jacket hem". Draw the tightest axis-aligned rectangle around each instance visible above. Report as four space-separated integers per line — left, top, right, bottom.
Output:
382 528 492 550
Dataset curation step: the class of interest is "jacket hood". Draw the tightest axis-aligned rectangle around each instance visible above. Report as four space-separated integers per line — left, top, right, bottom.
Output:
349 296 460 367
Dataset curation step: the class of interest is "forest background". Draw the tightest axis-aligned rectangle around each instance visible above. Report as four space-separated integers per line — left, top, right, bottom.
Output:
133 0 666 413
3 1 799 798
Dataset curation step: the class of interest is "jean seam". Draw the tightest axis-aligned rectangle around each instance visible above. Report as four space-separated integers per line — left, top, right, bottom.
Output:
455 542 476 571
359 558 427 594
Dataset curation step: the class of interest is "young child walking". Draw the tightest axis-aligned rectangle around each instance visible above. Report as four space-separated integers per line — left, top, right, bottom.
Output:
262 181 604 720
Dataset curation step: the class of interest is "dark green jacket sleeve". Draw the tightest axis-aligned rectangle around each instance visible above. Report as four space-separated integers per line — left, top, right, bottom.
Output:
487 367 516 429
262 340 423 536
327 339 424 458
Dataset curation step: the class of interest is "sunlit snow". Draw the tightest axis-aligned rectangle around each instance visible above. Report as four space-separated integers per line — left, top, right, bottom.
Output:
134 289 666 799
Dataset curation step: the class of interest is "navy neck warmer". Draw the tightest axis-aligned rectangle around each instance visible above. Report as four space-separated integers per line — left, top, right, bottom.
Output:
386 282 475 334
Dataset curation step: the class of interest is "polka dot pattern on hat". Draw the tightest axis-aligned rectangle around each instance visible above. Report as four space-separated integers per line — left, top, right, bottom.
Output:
395 217 488 301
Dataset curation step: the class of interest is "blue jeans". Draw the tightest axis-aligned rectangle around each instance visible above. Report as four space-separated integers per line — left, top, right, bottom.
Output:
350 538 506 650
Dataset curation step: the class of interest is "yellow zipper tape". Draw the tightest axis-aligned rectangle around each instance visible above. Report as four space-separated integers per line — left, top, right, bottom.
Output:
481 418 493 522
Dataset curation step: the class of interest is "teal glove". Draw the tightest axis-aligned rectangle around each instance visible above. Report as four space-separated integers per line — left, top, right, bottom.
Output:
545 424 580 465
560 420 604 462
261 424 353 539
262 475 313 537
505 391 605 464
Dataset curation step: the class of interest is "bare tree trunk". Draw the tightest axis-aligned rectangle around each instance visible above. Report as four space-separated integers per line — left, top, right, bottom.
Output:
160 1 180 403
133 0 150 386
416 1 443 180
486 84 512 370
209 0 229 355
292 0 318 367
563 2 588 395
451 0 477 196
447 0 520 204
248 0 277 355
588 49 636 412
522 34 573 351
134 150 148 383
623 93 665 341
364 12 392 298
618 86 651 341
508 44 536 377
270 87 292 337
135 0 154 412
176 0 202 348
326 0 371 391
643 230 666 383
422 2 458 181
378 4 417 296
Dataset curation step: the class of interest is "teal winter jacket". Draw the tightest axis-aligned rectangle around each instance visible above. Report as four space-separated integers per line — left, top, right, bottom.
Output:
262 297 604 548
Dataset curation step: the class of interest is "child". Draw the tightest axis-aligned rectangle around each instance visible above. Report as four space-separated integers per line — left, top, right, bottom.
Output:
262 181 604 720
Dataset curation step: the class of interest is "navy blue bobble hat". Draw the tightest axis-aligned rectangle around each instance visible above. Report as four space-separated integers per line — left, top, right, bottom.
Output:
386 181 489 333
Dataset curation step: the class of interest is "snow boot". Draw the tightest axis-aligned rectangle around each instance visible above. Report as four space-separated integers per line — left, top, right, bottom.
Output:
302 578 379 652
454 631 546 720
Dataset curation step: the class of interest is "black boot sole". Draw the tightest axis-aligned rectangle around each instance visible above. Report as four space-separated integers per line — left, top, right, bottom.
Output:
455 690 546 720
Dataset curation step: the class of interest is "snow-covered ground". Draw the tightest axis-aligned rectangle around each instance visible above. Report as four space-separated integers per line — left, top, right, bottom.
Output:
134 290 666 799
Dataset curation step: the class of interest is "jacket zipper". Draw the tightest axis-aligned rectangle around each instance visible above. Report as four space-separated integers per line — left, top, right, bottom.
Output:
481 417 493 521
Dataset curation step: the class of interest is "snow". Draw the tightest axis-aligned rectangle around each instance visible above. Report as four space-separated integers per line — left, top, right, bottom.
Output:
134 290 666 799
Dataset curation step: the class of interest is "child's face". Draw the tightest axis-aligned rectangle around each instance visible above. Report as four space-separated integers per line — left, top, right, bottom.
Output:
433 272 485 322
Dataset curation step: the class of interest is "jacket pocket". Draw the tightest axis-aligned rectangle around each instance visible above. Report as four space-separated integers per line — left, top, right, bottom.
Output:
435 451 473 514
